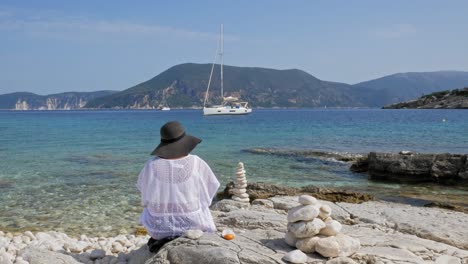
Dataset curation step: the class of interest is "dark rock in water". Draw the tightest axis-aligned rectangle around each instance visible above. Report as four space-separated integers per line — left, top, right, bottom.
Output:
63 154 131 166
349 157 369 172
0 179 14 189
63 155 93 164
431 154 466 183
368 152 434 183
289 164 314 170
357 152 468 185
218 182 373 204
460 160 468 181
243 148 363 163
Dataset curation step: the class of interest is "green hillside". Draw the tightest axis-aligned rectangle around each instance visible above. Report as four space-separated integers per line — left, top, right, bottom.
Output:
85 63 379 108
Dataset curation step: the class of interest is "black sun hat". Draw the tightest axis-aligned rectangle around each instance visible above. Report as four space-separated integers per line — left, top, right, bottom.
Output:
151 121 202 159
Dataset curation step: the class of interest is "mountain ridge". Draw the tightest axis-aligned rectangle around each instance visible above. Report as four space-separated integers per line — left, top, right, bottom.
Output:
354 70 468 105
2 64 468 110
85 63 380 109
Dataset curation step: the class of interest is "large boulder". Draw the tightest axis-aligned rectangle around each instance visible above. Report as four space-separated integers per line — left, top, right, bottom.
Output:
146 231 289 264
431 154 466 183
151 243 239 264
214 204 287 232
366 152 468 185
338 200 468 250
459 157 468 180
349 157 369 173
368 152 434 182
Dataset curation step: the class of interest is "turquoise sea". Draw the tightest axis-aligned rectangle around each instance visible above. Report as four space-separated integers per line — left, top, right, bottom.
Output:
0 109 467 236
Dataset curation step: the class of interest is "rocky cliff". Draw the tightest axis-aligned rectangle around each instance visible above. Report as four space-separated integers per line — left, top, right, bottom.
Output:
0 91 117 110
383 87 468 109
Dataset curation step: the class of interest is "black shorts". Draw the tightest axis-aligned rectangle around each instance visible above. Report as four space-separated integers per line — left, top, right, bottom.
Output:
147 236 178 253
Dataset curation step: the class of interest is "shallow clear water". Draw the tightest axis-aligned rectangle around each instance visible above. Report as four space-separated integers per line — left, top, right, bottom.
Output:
0 109 467 236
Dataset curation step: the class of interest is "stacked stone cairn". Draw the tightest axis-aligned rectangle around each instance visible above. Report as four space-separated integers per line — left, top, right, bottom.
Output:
231 162 250 203
283 195 360 262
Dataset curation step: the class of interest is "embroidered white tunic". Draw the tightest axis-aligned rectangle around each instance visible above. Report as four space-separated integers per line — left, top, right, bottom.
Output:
137 154 220 239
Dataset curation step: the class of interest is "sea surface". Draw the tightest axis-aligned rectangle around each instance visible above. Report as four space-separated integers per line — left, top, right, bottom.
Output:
0 109 467 236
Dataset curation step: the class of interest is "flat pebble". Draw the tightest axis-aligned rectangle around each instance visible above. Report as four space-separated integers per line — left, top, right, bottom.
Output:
298 195 317 205
282 249 308 263
185 229 204 240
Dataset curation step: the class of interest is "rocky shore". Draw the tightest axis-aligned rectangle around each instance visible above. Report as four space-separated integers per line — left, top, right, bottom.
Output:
244 148 468 186
219 182 374 204
382 87 468 109
1 183 467 264
243 148 364 163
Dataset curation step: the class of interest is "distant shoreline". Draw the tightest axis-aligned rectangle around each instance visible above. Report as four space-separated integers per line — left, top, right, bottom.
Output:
1 106 447 111
383 87 468 109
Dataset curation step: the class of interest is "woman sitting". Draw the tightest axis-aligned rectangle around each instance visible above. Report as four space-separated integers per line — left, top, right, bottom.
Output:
137 121 220 253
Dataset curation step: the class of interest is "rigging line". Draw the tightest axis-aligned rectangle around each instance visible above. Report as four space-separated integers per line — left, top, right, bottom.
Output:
204 35 221 108
220 24 224 99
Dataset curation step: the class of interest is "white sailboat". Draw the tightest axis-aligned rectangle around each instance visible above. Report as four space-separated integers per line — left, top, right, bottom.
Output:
203 24 252 116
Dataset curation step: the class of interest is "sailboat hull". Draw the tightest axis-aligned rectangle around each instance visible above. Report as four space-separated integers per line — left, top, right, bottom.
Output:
203 106 252 115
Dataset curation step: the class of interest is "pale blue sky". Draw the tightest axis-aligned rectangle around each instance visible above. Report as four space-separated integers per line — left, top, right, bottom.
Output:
1 0 467 95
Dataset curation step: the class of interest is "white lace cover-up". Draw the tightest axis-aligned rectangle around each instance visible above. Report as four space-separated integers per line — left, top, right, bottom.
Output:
137 154 220 239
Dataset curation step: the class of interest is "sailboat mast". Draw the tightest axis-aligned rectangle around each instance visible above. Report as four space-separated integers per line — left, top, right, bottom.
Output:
220 24 224 99
204 45 219 108
203 24 224 108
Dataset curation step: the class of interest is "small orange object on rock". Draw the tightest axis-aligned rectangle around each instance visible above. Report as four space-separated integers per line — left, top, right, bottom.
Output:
222 229 235 240
223 234 235 240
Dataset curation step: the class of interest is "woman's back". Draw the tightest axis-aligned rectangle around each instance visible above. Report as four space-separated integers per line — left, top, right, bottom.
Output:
137 154 220 239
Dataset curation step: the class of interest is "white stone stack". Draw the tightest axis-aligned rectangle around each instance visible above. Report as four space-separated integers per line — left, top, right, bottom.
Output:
231 162 250 203
283 195 360 261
